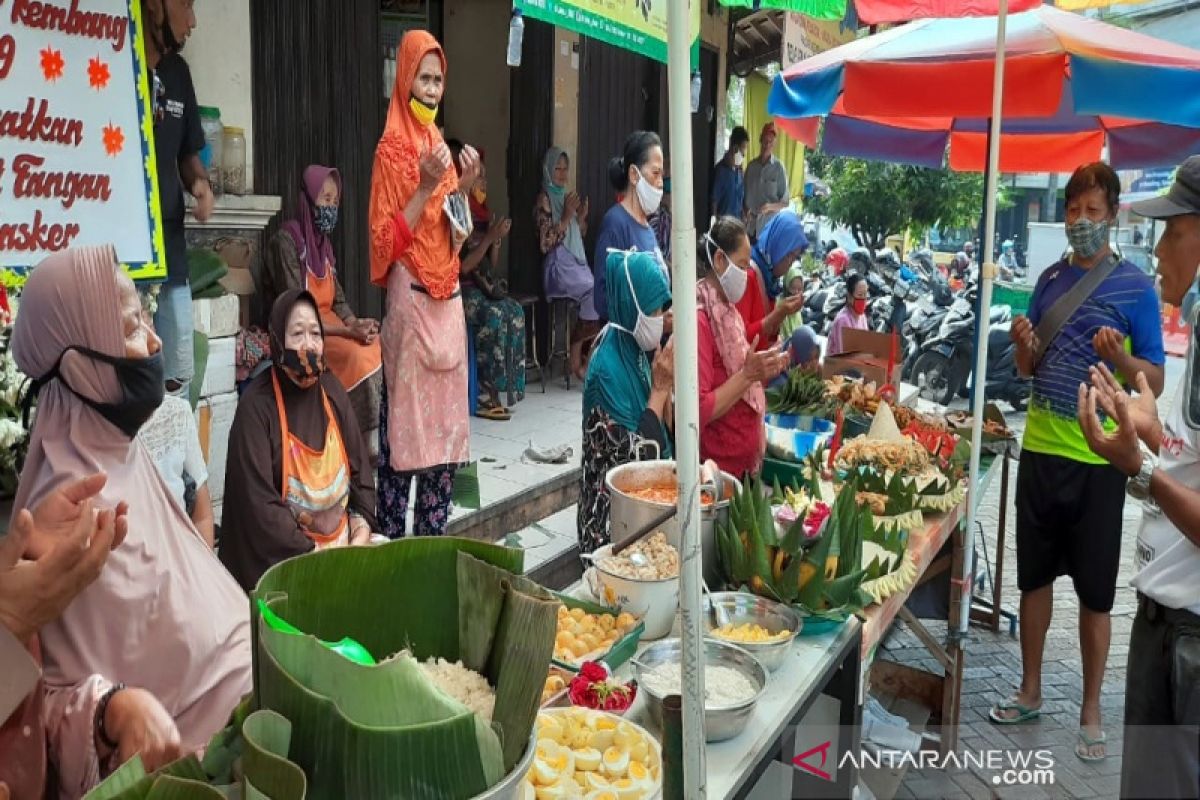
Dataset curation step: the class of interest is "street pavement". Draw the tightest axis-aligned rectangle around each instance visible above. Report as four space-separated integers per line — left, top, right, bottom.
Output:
888 356 1186 799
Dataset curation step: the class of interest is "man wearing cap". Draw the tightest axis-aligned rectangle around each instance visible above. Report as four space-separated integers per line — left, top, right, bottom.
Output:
744 123 790 240
1076 155 1200 799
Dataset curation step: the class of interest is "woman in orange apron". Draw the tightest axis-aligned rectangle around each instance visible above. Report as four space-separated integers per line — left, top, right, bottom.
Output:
219 290 378 591
264 165 383 437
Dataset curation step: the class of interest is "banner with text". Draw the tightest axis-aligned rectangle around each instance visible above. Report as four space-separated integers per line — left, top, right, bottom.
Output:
782 6 858 69
0 0 165 285
515 0 700 68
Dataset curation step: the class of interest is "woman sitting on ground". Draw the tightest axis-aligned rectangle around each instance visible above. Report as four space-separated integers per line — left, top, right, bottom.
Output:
578 250 673 553
220 290 378 591
10 245 252 797
449 140 527 417
536 146 602 378
697 218 791 479
262 165 383 436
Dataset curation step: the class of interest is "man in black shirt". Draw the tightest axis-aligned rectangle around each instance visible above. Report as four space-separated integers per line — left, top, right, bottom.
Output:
144 0 213 395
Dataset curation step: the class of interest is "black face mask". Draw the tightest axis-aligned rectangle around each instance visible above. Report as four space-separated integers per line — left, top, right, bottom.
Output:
24 347 165 439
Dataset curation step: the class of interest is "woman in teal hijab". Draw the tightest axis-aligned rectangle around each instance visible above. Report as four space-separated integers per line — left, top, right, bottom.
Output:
578 250 673 553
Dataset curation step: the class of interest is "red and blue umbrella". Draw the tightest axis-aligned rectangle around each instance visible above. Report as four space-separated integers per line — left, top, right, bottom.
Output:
769 6 1200 170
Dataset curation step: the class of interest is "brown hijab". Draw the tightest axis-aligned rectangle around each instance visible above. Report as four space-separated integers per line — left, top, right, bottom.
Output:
9 246 252 760
218 290 377 590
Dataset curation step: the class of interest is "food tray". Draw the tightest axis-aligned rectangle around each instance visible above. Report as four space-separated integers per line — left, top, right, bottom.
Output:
552 593 646 673
764 415 836 463
539 665 573 708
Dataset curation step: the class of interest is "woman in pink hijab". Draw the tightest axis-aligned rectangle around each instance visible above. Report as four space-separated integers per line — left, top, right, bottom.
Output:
9 246 252 797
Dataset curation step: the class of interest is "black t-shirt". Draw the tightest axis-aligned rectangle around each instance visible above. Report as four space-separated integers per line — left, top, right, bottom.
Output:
152 53 204 280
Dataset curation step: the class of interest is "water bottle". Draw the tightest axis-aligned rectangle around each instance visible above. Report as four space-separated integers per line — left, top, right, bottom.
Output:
506 10 524 67
690 71 702 113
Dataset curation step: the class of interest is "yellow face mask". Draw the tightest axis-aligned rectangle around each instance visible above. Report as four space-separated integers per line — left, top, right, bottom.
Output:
409 96 438 127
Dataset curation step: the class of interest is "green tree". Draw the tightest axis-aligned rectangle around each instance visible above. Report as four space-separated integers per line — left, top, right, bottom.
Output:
807 156 994 251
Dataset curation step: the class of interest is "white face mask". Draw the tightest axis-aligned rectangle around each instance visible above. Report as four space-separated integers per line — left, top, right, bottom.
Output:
734 151 745 168
608 251 665 352
633 167 664 217
706 235 747 304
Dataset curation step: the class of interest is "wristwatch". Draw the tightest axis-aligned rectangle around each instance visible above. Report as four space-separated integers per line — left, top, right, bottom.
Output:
1127 452 1157 501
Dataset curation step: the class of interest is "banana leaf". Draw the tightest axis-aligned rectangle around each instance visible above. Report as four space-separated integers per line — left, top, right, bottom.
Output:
250 537 555 799
83 756 212 800
796 516 837 609
242 710 307 800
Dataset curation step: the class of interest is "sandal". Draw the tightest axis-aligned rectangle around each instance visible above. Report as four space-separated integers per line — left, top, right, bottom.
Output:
988 697 1042 725
1075 727 1107 763
476 404 511 421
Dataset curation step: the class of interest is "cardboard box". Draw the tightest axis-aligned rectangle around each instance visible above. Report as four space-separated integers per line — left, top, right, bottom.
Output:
199 335 237 398
823 328 902 388
193 294 240 338
195 400 211 463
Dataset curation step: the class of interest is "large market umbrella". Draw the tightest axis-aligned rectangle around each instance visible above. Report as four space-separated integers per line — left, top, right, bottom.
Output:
720 0 1040 23
769 4 1200 639
769 6 1200 169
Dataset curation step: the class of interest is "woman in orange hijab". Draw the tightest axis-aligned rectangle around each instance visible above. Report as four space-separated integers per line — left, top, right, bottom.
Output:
369 30 480 537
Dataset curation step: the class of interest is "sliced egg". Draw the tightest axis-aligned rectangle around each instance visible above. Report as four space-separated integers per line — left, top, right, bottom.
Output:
613 721 639 749
585 791 621 800
535 738 561 763
583 771 612 792
519 780 538 800
532 756 562 787
574 747 602 772
627 760 651 784
602 746 630 778
629 739 648 762
595 714 619 731
533 784 573 800
611 777 643 800
589 728 615 751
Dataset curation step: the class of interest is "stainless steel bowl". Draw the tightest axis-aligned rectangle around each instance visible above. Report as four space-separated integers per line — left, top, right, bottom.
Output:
634 637 767 742
703 591 801 672
470 724 537 799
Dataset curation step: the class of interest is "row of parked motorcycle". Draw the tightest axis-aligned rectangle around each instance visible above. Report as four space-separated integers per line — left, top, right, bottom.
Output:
796 247 1031 410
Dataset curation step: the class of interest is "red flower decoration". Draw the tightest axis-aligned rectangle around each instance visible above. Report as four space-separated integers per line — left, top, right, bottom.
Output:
87 57 111 90
568 661 637 713
40 47 65 82
101 123 124 157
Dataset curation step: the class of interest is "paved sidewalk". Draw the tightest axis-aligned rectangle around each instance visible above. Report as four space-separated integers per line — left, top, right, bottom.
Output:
889 358 1185 799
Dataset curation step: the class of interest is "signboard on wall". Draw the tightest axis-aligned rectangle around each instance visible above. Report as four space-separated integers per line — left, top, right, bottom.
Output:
515 0 700 68
0 0 165 285
782 6 858 69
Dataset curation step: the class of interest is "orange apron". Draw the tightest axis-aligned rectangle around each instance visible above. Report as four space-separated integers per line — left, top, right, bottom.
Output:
307 266 382 391
272 372 352 549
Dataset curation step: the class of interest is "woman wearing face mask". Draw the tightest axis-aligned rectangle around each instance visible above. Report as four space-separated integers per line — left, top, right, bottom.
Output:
592 131 669 322
578 251 674 554
537 146 601 379
698 218 791 479
264 165 383 436
827 273 871 357
219 290 378 591
369 30 479 538
10 245 252 797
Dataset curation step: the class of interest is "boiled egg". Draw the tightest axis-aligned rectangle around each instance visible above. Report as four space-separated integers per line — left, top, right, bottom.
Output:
611 777 643 800
585 791 621 800
582 771 612 792
601 746 630 778
574 747 602 772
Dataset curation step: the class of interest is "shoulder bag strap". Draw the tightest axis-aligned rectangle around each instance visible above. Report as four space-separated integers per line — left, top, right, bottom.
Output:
1031 255 1120 367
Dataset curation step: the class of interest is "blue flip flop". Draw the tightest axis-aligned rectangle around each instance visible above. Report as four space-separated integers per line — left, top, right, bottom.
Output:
1075 727 1107 762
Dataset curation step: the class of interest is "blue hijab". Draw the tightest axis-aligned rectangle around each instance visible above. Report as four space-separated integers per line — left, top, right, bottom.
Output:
583 250 672 433
752 210 808 300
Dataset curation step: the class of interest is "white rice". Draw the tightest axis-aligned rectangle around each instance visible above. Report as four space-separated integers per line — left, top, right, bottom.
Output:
418 656 496 721
641 662 758 707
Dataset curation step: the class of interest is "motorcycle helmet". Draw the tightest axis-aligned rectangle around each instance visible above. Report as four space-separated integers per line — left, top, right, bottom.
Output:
849 248 873 274
1001 239 1014 251
825 248 849 272
875 248 900 269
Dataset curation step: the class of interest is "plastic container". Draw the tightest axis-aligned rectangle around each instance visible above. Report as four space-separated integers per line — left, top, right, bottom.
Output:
222 126 247 195
506 10 524 67
198 106 223 195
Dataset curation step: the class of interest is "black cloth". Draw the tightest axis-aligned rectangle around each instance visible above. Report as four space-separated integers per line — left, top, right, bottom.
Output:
218 291 378 590
152 53 204 281
1121 595 1200 799
1015 449 1127 612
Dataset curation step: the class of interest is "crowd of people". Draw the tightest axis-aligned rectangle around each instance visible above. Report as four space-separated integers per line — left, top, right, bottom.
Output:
5 3 1200 795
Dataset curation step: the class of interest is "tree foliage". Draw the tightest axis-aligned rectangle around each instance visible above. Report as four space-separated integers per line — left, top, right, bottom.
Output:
807 155 997 251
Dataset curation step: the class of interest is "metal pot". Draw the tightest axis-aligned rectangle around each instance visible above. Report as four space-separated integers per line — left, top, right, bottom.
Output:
605 460 737 588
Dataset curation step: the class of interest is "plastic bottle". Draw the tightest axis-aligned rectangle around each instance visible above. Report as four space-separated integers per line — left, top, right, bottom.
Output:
690 71 702 114
198 106 223 195
506 10 524 67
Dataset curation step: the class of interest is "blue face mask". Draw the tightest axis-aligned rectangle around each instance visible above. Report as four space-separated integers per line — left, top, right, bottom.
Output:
314 204 338 234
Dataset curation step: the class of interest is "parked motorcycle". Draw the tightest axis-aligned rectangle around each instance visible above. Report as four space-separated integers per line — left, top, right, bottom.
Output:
909 290 1029 409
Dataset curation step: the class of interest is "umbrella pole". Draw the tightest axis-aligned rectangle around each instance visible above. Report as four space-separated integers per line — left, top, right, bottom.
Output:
961 0 1009 639
666 0 706 794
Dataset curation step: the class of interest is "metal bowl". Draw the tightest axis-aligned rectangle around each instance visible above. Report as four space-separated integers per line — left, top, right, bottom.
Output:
703 591 801 672
634 638 767 742
471 724 537 799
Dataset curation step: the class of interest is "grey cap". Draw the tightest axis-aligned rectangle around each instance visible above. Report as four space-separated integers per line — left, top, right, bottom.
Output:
1131 156 1200 219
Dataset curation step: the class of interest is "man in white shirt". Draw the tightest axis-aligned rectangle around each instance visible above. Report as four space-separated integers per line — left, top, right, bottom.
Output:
1077 155 1200 799
743 123 790 239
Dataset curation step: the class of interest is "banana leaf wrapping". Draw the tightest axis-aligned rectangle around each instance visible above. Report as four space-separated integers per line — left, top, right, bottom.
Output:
249 538 558 799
